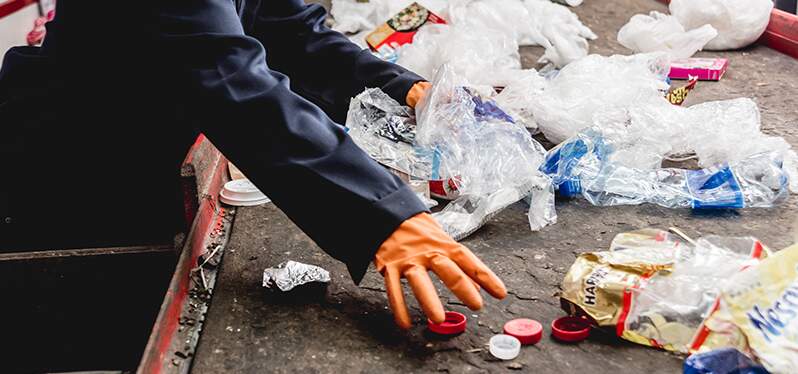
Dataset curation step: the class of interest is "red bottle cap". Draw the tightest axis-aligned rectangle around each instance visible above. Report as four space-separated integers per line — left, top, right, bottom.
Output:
428 311 467 335
551 316 591 342
503 318 543 345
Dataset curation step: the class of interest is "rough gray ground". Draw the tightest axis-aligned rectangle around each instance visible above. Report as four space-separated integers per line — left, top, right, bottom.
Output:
192 0 798 372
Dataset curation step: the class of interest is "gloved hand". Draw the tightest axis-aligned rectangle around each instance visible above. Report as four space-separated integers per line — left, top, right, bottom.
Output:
406 81 432 108
375 213 507 329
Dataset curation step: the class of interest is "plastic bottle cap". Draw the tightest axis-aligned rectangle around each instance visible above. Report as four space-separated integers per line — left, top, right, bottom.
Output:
489 334 521 360
503 318 543 345
427 311 467 335
551 316 591 343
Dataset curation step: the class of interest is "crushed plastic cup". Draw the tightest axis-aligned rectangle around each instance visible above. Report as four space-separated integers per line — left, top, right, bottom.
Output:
489 334 521 360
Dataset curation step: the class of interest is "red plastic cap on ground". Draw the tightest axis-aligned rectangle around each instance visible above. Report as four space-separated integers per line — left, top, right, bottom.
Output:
503 318 543 345
428 311 467 335
551 316 591 343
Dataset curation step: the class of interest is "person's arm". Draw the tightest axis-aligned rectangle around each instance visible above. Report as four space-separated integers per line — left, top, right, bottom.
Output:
242 0 425 122
158 0 426 283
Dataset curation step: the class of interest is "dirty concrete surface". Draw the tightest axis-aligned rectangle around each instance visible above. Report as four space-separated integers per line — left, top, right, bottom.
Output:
191 0 798 372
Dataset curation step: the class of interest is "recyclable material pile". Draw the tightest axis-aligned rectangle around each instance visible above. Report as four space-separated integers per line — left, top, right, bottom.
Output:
330 0 798 372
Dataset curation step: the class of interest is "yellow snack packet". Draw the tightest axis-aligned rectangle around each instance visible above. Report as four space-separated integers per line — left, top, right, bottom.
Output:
700 244 798 373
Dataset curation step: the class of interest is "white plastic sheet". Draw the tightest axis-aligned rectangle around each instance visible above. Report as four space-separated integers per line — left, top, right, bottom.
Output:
617 11 718 60
669 0 774 50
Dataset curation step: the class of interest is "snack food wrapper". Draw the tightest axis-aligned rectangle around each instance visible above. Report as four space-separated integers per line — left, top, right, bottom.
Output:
560 229 768 353
665 76 698 106
262 261 331 292
699 244 798 373
366 2 446 54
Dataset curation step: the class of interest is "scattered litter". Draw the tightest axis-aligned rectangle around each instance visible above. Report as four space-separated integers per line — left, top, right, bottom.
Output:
220 179 270 206
684 348 768 374
489 334 521 360
347 65 555 240
559 229 769 353
669 58 729 81
669 0 774 50
551 316 592 343
503 318 543 345
262 261 331 292
617 11 717 59
428 311 467 335
698 243 798 373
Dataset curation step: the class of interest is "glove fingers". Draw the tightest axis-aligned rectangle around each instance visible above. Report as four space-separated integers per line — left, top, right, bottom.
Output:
405 265 446 324
451 245 507 300
430 256 483 311
384 267 412 329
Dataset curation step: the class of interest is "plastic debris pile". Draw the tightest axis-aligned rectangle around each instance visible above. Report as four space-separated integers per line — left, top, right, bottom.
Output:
331 0 596 76
347 65 555 240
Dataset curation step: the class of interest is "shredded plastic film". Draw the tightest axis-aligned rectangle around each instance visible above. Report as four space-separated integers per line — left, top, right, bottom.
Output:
669 0 774 51
347 65 555 240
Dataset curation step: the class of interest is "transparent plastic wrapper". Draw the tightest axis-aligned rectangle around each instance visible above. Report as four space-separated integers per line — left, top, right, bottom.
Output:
543 127 791 209
560 229 768 354
347 65 555 240
670 0 774 50
699 243 798 374
262 261 331 291
521 0 597 67
617 11 717 60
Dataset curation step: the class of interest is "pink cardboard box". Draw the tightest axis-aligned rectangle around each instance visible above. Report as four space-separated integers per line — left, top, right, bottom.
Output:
669 58 729 81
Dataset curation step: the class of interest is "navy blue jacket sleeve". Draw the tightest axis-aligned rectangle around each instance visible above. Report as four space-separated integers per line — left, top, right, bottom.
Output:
241 0 425 123
158 0 427 283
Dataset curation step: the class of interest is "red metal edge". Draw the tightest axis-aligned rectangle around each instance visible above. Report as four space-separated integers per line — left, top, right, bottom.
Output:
0 0 37 19
138 138 229 374
760 9 798 59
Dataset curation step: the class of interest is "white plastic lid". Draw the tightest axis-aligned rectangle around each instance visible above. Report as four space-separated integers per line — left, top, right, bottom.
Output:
220 179 270 206
489 334 521 360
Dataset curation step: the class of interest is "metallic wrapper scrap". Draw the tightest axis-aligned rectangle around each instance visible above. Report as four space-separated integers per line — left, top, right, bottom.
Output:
262 261 331 291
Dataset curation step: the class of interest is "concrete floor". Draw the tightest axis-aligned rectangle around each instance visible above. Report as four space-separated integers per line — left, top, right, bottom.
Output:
191 0 798 372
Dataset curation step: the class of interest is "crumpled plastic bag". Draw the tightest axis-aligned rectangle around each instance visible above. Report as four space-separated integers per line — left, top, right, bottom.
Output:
523 0 597 67
618 11 718 60
669 0 774 50
415 65 556 238
347 64 555 240
518 53 671 144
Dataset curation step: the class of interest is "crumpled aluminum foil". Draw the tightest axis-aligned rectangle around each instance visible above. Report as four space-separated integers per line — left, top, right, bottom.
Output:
262 261 331 291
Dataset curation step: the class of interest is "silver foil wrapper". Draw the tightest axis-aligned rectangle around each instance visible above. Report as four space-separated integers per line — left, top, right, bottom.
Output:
262 261 331 291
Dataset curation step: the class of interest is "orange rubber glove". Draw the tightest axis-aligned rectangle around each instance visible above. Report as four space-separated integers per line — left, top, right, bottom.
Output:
406 81 432 108
375 213 507 329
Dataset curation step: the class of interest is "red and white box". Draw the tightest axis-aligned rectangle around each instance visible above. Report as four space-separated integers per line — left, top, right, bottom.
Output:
365 2 446 53
669 58 729 81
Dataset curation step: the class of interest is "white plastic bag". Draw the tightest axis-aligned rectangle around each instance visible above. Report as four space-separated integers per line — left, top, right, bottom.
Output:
669 0 774 50
618 11 718 60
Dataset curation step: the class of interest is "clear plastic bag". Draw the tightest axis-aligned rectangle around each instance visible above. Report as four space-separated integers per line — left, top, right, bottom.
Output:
346 65 555 240
617 11 718 59
416 65 556 238
621 234 765 353
669 0 774 50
